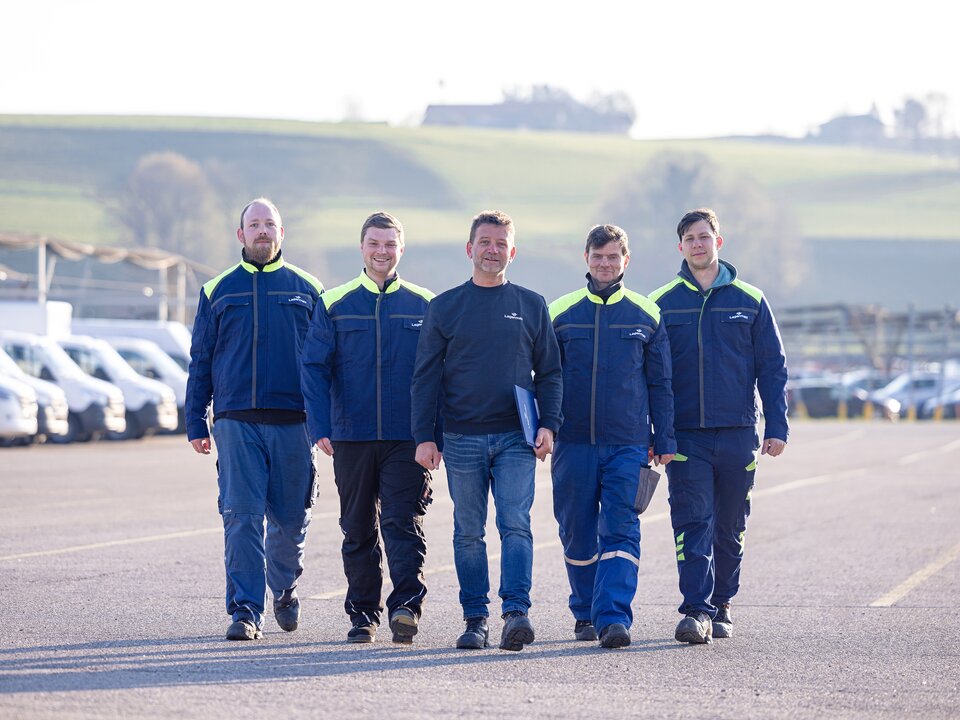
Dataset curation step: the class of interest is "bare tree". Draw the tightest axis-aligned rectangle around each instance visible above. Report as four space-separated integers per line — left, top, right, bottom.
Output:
597 151 807 302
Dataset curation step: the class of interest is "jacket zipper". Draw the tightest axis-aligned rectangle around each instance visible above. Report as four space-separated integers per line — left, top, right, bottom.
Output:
590 302 601 445
697 288 712 427
375 291 383 440
251 271 259 407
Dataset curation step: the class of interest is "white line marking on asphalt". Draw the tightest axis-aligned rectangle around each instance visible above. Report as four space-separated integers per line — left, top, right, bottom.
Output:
897 437 960 466
869 540 960 607
751 468 867 497
0 511 340 561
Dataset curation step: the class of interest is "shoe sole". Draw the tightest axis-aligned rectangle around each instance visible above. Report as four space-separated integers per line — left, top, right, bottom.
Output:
390 614 419 644
712 622 732 638
499 626 535 651
226 629 262 641
600 628 631 649
347 634 375 644
675 628 711 644
575 629 599 641
456 634 489 649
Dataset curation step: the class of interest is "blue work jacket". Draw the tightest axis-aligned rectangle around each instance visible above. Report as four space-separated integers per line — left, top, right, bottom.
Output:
548 284 676 453
185 253 324 440
649 259 789 441
301 271 434 443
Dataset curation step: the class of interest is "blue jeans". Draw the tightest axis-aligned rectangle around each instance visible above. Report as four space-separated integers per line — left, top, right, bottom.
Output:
212 419 315 628
442 430 536 618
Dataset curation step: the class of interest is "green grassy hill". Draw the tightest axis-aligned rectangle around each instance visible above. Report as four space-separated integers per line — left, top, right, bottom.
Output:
1 114 958 308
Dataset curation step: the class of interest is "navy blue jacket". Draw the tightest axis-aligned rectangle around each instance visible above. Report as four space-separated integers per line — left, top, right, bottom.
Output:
301 271 434 443
549 284 676 453
185 253 324 440
649 260 789 441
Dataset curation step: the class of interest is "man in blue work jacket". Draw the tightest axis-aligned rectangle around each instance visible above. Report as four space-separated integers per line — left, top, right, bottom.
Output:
549 224 676 649
186 198 324 641
649 208 788 644
301 212 435 645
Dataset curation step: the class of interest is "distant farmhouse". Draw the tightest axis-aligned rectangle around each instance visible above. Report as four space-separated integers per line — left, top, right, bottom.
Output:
423 85 635 135
814 112 886 145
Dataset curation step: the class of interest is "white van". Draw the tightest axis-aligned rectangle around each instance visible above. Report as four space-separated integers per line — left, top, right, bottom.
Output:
0 331 126 442
105 337 188 433
59 335 178 439
0 347 69 441
0 375 39 444
71 319 193 372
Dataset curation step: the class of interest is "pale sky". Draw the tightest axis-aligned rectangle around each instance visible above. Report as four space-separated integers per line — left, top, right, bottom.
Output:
7 0 957 139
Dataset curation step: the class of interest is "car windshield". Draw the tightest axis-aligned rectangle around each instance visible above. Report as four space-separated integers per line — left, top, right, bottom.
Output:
90 342 142 381
0 348 25 376
117 343 185 378
37 340 88 380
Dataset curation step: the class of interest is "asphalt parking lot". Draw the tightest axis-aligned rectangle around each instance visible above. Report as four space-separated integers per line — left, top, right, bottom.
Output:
1 421 959 719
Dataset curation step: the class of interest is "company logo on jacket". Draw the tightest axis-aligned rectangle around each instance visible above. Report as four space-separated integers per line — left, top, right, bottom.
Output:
288 295 309 305
410 319 423 328
628 328 647 339
728 311 750 320
504 312 524 321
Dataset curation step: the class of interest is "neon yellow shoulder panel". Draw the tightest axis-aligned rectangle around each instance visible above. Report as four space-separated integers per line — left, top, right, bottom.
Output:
202 264 241 299
731 278 763 304
285 263 325 294
548 288 590 321
321 276 363 310
623 289 661 324
648 277 685 303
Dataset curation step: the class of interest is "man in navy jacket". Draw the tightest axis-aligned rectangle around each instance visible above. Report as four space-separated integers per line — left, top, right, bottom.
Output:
649 208 788 644
301 212 435 645
549 224 676 649
411 210 563 652
186 198 324 641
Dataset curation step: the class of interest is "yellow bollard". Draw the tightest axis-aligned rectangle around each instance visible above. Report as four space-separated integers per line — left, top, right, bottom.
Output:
863 402 874 421
837 399 848 421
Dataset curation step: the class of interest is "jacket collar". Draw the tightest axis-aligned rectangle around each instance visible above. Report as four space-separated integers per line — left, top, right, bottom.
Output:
358 269 402 294
677 258 738 292
240 249 285 273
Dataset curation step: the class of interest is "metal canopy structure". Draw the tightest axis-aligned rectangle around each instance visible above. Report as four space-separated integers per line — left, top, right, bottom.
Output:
0 232 217 324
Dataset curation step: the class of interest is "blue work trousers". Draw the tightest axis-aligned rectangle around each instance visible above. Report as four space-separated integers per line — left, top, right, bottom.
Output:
442 430 536 618
666 427 758 618
552 441 646 631
212 419 315 628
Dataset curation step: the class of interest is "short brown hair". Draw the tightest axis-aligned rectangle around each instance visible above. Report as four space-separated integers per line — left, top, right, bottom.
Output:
239 197 280 229
677 208 720 240
469 210 514 244
585 224 629 256
360 211 404 245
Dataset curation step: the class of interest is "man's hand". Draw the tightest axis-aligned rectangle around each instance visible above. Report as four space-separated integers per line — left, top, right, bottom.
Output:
316 438 334 456
534 428 554 461
190 437 211 455
761 438 786 457
416 441 442 470
653 453 675 466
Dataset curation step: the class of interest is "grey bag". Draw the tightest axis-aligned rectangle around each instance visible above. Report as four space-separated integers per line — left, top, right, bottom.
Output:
633 466 661 514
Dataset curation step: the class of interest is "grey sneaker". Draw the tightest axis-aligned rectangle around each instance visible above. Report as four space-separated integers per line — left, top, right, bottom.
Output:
273 590 300 632
347 620 377 643
499 611 535 651
389 607 419 644
574 620 598 641
225 619 262 641
675 611 712 644
599 623 631 649
456 616 489 649
713 603 732 638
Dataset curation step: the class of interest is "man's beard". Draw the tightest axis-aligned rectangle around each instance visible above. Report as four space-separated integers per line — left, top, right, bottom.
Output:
246 240 278 264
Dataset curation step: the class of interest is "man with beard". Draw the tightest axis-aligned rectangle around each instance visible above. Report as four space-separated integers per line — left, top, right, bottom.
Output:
301 212 436 644
186 198 324 641
411 210 563 652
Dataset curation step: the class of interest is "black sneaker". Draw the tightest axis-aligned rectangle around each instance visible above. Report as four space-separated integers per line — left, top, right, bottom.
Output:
389 607 419 644
273 589 300 632
598 623 631 649
225 619 262 641
713 603 732 638
574 620 598 641
347 619 377 644
675 611 712 644
499 610 535 652
456 616 489 649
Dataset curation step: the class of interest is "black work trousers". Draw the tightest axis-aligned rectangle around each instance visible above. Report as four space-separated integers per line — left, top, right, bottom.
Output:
332 440 432 624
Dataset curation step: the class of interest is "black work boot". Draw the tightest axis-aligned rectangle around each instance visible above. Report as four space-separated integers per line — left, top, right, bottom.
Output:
456 616 489 649
574 620 598 641
675 611 713 644
225 619 262 641
499 611 535 651
389 607 419 644
713 603 733 638
598 623 631 649
347 618 378 643
273 589 300 632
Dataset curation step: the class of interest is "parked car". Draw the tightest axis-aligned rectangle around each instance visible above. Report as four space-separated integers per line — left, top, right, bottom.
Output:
787 372 899 419
58 335 178 439
105 337 188 433
920 384 960 419
0 331 126 442
870 371 960 418
71 319 193 371
0 375 39 445
0 346 69 441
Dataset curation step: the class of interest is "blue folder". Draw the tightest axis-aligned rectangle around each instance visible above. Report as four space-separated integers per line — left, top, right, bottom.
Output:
514 385 540 447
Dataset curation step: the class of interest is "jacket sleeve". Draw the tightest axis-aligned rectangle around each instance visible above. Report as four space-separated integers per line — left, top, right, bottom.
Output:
300 300 336 444
411 301 446 445
185 291 217 441
753 296 789 442
532 298 563 434
644 317 677 455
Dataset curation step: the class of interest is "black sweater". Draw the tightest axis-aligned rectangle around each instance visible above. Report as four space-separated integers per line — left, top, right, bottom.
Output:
411 279 563 443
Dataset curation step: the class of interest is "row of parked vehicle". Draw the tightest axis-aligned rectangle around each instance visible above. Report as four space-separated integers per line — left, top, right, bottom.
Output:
0 321 192 445
786 365 960 420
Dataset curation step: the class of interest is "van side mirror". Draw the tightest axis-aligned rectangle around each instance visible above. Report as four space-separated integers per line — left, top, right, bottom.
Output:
94 367 111 382
40 366 55 381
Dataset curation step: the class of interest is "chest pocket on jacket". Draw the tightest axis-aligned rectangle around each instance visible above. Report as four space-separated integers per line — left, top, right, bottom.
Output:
619 325 653 342
662 313 696 353
717 309 756 351
555 326 593 368
402 317 425 331
333 318 372 365
276 293 315 313
214 295 253 342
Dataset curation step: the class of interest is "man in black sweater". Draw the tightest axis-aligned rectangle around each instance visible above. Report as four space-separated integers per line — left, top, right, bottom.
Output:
411 210 563 652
